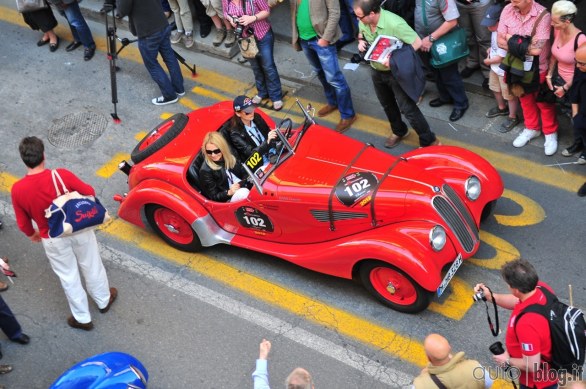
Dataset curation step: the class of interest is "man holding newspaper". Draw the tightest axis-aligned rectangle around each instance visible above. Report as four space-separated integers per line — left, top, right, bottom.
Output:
354 0 440 148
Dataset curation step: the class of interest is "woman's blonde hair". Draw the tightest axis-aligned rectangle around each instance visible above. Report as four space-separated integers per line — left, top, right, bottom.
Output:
201 131 236 170
552 0 577 19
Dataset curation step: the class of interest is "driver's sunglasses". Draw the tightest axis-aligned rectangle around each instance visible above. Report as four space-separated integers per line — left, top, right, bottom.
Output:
206 149 222 155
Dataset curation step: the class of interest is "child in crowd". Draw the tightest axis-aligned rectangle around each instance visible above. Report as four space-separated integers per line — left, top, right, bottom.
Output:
481 3 521 133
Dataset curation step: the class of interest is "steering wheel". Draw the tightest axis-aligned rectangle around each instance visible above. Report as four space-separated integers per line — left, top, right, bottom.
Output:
276 118 293 139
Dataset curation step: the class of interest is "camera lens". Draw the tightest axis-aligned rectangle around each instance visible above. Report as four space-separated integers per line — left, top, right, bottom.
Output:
489 341 505 355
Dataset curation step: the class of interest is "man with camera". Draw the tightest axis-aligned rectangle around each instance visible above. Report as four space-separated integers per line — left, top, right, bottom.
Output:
354 0 440 148
474 259 558 389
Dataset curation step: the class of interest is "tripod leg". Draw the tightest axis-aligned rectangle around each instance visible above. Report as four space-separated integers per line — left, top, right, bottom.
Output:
106 9 120 122
173 49 197 78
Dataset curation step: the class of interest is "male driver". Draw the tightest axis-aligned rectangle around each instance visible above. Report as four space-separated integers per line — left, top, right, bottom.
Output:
117 0 185 106
474 259 558 389
290 0 358 133
498 0 558 155
11 137 117 331
413 333 491 388
354 0 440 148
571 45 586 197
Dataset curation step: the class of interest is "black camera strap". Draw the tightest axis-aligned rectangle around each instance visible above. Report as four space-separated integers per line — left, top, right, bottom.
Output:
484 287 500 337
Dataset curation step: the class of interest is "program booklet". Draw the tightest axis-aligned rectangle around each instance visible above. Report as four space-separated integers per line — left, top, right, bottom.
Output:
364 35 403 64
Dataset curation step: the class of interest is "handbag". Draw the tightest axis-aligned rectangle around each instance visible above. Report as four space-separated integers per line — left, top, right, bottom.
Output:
237 0 259 58
15 0 48 12
421 0 469 68
44 170 110 238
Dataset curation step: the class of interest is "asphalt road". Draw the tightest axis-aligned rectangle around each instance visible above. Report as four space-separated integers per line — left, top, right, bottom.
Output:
0 3 585 388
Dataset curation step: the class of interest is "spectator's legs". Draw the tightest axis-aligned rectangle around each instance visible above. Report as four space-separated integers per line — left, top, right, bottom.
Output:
61 2 95 49
248 30 283 102
138 26 180 100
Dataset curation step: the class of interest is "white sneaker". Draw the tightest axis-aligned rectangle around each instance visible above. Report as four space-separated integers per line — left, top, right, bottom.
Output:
152 95 178 106
513 128 540 148
544 133 558 156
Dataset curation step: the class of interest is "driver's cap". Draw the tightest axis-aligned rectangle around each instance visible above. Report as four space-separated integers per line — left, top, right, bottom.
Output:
234 95 255 113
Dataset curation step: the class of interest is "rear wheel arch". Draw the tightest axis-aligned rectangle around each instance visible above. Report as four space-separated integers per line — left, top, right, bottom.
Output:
144 204 203 252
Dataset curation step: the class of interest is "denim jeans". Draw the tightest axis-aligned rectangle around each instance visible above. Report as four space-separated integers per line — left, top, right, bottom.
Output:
138 24 185 100
371 68 436 146
338 0 357 42
299 38 356 119
59 2 95 49
248 30 282 102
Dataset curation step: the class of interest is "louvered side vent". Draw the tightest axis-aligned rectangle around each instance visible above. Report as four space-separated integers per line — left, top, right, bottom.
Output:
310 210 368 222
443 184 479 240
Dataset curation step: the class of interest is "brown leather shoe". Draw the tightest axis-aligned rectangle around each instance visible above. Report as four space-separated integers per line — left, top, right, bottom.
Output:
0 282 8 292
335 115 357 133
67 316 94 331
384 131 409 148
317 104 338 117
0 364 12 375
99 287 118 313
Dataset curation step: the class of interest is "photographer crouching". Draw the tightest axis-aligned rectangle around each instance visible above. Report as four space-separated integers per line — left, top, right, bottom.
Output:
474 259 559 389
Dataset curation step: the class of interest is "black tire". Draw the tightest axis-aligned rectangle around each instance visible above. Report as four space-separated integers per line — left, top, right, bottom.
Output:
145 205 202 252
480 199 498 223
131 113 189 164
359 261 433 313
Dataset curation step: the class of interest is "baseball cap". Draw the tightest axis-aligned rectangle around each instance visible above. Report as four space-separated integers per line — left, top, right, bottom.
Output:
481 4 504 27
233 95 255 113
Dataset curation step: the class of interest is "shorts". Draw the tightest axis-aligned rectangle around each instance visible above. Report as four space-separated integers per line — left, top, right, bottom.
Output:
489 70 513 101
201 0 224 18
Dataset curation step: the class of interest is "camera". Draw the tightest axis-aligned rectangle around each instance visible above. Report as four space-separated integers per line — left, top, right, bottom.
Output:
351 43 371 64
472 289 486 302
231 15 253 40
489 341 505 356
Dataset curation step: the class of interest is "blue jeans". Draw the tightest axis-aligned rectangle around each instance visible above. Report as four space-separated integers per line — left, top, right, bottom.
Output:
59 2 95 49
299 38 356 119
338 0 357 42
248 30 282 102
138 24 185 100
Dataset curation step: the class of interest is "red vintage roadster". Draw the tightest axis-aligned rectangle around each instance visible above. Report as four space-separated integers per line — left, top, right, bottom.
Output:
115 101 503 313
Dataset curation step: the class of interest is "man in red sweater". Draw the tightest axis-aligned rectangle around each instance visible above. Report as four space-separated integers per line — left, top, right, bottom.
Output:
11 137 117 331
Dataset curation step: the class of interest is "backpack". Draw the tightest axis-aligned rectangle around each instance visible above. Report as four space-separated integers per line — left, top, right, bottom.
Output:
515 286 586 372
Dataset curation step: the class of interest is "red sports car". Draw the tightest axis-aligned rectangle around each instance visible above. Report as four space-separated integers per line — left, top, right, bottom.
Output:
115 101 503 313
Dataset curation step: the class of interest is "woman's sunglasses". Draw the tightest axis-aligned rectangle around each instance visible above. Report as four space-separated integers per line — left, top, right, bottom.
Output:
206 149 222 155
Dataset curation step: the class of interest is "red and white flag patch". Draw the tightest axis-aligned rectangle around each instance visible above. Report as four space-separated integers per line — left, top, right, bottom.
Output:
521 343 534 352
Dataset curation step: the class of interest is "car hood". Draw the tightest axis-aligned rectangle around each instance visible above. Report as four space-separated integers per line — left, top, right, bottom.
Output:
270 126 446 217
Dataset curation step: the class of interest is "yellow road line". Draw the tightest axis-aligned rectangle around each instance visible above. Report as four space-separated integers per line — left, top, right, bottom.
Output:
429 276 473 320
96 153 131 178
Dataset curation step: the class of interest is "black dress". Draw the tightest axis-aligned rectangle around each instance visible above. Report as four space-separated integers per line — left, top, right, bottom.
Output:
22 4 58 33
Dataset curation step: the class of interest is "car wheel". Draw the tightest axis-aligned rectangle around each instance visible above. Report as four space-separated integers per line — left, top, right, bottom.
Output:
480 199 498 223
359 261 433 313
131 113 189 164
145 205 202 252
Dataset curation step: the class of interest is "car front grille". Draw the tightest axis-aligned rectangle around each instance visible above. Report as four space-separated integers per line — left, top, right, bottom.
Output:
432 184 479 253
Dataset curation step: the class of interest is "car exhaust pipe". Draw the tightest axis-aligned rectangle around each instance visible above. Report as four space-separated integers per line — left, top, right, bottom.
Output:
119 160 132 175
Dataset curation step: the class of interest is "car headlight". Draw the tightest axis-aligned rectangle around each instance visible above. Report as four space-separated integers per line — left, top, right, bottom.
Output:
465 176 481 201
430 225 447 251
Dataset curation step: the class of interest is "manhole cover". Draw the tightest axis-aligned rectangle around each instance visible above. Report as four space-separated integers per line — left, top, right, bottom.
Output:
48 112 108 149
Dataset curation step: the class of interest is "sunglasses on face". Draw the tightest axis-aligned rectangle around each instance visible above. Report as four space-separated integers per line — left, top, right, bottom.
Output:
206 149 222 155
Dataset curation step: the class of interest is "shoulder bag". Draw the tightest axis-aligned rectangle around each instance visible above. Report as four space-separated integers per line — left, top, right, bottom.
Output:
15 0 48 12
45 170 110 238
237 0 260 58
421 0 469 68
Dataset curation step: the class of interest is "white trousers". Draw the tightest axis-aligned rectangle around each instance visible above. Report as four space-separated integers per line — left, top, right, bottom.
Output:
42 229 110 324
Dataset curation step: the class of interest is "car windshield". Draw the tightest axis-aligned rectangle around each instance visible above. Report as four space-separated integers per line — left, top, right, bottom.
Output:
241 100 314 193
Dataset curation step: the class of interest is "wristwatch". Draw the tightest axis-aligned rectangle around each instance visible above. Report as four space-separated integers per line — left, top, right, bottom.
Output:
429 34 436 43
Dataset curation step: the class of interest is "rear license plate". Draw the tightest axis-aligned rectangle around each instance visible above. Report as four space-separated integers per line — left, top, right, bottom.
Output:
437 254 463 297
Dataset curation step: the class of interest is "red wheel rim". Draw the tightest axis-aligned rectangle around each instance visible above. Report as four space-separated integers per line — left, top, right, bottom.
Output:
153 208 193 245
369 267 417 306
139 120 175 151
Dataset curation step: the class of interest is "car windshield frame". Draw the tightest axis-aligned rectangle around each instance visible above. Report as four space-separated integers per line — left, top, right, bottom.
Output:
242 99 315 194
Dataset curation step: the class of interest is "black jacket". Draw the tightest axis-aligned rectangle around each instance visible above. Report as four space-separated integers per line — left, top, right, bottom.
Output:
116 0 168 38
229 114 272 162
199 160 248 202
